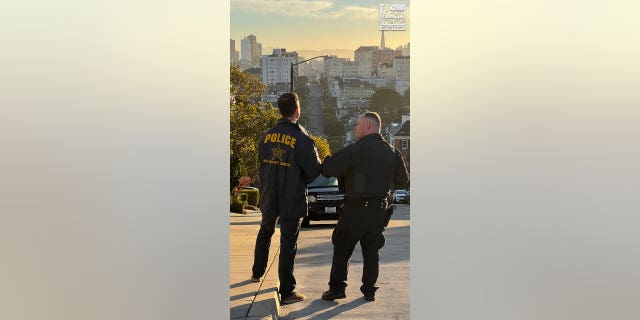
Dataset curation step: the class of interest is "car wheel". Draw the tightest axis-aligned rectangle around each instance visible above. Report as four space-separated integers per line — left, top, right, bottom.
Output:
301 217 310 228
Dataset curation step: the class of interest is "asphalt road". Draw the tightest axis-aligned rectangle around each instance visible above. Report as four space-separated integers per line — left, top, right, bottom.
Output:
280 204 410 320
305 83 325 137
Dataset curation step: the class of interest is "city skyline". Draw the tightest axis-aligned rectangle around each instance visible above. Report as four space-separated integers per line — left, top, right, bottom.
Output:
231 0 410 54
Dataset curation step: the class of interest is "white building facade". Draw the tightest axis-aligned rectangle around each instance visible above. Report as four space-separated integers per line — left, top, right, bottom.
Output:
261 49 299 85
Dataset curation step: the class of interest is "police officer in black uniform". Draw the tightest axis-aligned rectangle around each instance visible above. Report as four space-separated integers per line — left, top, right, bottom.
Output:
251 92 321 305
320 111 409 302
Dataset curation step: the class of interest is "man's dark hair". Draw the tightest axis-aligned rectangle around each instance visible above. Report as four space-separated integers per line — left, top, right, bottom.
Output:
277 92 299 118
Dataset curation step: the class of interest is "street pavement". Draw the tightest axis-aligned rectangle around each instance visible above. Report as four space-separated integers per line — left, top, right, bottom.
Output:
305 83 325 137
229 204 410 320
280 204 410 320
230 210 281 320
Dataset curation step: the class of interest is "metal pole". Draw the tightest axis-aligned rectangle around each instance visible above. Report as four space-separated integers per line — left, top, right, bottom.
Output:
289 55 328 93
290 64 294 92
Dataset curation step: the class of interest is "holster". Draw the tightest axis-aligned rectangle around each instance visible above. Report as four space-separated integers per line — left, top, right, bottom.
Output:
384 204 396 227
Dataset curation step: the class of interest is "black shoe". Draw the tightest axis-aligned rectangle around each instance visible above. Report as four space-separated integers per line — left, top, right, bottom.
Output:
321 290 346 301
364 295 375 302
280 292 306 305
250 276 261 283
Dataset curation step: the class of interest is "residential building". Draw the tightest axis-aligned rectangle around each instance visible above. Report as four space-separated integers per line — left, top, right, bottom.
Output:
342 60 360 79
395 80 410 96
329 79 341 98
324 56 346 79
373 49 403 68
261 48 299 85
376 63 395 79
393 56 410 81
354 46 377 78
388 115 410 169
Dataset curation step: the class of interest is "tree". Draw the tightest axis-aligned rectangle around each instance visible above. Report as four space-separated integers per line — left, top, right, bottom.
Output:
402 88 410 106
294 76 310 126
370 88 409 126
309 134 331 161
230 65 281 183
322 97 343 137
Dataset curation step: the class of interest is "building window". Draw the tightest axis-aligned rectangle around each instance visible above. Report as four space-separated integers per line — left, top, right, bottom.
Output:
401 140 409 149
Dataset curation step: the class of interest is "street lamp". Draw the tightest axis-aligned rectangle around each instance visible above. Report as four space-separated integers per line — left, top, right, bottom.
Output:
290 55 329 92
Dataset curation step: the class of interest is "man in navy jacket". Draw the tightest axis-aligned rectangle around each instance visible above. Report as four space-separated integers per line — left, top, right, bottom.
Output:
251 92 321 305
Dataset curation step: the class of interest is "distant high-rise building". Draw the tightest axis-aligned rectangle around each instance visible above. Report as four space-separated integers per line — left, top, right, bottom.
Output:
252 42 262 67
396 43 410 56
230 39 235 63
261 48 299 85
240 34 262 67
230 39 240 64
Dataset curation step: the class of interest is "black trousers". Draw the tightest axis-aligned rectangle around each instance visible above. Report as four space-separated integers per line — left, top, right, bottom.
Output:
252 214 302 296
329 200 387 296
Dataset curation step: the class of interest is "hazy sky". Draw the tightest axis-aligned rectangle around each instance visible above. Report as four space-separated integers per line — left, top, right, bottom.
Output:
231 0 410 53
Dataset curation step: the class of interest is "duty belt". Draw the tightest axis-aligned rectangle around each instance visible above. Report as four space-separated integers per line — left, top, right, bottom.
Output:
344 195 388 208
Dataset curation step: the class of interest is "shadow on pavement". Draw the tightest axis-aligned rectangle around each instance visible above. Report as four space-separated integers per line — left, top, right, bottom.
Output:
230 220 261 226
301 223 337 230
295 225 410 265
230 279 253 289
230 291 256 302
282 299 368 320
230 302 250 320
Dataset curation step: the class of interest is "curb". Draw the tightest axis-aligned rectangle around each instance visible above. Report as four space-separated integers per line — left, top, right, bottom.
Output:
243 211 282 320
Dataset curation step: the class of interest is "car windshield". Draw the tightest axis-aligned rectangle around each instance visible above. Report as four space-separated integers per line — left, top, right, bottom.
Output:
308 175 338 187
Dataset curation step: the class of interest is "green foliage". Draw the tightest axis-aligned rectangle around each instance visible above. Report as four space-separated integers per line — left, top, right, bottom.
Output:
327 136 343 154
309 134 331 161
230 65 281 180
322 97 344 137
402 88 410 106
239 189 260 206
230 156 242 192
230 195 247 213
370 88 409 126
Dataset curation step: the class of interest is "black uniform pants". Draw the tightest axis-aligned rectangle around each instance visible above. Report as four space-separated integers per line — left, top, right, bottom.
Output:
252 214 302 296
329 200 387 296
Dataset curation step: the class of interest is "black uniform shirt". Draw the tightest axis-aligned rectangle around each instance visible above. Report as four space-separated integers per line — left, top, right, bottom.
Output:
258 118 321 218
322 133 409 198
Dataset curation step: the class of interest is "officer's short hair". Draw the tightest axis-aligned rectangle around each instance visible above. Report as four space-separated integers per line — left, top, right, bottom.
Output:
277 93 299 118
362 112 381 129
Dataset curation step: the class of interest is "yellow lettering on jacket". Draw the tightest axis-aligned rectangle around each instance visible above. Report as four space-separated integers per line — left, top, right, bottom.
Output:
263 133 297 149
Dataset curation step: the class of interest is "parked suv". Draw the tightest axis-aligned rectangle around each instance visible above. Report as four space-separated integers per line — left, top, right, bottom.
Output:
303 175 344 227
392 189 409 204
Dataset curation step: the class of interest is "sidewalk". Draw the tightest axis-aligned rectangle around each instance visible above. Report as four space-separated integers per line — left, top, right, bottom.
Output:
229 207 410 319
230 210 282 320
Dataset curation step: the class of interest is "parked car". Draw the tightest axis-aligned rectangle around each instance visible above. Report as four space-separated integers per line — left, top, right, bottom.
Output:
392 189 409 204
303 175 344 227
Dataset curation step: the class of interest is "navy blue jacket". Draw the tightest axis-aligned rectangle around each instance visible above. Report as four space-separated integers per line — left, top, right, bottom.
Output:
258 118 321 218
322 133 409 198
